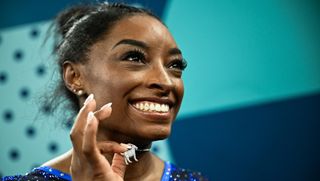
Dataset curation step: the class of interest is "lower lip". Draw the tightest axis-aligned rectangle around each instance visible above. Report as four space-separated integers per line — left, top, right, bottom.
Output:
129 103 171 122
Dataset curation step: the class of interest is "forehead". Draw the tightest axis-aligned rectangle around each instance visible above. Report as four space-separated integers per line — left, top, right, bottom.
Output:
98 14 177 49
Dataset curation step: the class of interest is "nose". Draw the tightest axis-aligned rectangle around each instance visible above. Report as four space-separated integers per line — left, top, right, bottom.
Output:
146 64 174 94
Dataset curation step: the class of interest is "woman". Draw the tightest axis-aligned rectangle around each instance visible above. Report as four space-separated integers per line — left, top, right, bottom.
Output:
3 2 207 181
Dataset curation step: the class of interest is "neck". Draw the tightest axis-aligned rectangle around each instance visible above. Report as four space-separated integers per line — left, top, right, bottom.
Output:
124 151 156 180
97 128 153 150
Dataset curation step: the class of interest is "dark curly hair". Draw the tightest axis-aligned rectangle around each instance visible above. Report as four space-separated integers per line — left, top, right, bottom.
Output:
41 2 162 127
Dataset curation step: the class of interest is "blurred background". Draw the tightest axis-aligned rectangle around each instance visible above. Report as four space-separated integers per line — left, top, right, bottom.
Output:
1 0 320 180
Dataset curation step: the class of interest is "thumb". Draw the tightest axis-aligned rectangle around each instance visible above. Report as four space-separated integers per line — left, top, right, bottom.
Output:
111 153 127 178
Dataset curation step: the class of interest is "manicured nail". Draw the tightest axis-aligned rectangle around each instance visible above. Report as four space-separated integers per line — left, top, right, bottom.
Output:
100 102 112 111
87 111 95 122
120 143 131 150
84 94 94 105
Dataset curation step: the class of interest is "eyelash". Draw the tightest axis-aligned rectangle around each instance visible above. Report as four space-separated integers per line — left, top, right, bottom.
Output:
168 59 187 71
121 49 146 63
121 49 187 71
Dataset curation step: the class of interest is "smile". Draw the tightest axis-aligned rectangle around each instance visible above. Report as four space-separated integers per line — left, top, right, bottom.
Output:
132 101 170 113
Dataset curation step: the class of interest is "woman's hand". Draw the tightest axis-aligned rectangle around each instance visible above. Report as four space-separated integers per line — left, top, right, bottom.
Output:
69 94 128 181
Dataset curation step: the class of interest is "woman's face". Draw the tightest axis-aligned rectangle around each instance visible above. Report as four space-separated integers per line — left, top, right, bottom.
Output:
80 15 184 143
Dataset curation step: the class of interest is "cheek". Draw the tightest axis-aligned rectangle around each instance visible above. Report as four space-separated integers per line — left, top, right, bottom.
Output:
85 68 120 106
101 70 143 104
110 71 144 95
176 79 184 103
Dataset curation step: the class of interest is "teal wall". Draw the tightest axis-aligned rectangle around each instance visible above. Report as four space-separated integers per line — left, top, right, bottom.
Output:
0 22 71 175
165 0 320 116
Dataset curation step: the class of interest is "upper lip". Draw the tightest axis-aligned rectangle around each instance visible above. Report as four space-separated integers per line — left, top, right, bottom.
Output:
130 97 174 108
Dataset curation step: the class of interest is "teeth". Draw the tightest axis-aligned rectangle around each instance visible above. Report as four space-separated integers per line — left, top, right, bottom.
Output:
161 104 166 112
144 103 149 111
155 104 160 111
150 103 155 110
133 101 169 113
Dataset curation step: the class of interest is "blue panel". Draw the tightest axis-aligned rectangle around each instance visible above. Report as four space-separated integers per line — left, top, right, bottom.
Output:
0 0 168 28
169 92 320 180
1 0 84 28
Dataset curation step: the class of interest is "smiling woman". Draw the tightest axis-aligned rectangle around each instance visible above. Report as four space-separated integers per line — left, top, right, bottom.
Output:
2 2 207 181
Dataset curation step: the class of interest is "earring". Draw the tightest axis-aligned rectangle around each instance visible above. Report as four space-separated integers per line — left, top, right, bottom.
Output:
73 89 84 96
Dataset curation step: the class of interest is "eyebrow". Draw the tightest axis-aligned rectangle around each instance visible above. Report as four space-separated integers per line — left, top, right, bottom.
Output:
112 39 148 49
112 38 183 56
168 48 182 56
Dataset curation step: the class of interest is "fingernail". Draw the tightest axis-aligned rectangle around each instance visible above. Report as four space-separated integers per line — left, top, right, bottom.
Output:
120 143 131 150
84 94 94 105
87 111 94 122
100 102 112 111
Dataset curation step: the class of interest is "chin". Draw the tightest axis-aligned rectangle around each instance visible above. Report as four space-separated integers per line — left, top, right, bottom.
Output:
137 125 172 141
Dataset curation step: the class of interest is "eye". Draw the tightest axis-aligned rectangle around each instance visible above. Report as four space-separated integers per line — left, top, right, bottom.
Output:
121 50 146 63
168 59 187 71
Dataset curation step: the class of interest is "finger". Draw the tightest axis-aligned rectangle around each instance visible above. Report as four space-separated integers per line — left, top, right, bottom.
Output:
70 94 96 151
111 153 127 178
94 102 112 121
71 94 96 133
82 111 102 165
97 141 128 154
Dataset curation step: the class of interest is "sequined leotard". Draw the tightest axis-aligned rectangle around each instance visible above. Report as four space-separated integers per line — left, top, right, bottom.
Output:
2 161 208 181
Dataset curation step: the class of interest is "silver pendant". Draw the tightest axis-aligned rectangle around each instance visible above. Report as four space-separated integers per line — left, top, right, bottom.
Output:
121 143 138 165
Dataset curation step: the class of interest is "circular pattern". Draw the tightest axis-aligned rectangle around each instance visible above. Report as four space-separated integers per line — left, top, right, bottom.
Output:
48 142 59 154
41 104 52 115
152 145 159 153
30 28 39 38
9 148 20 161
0 71 8 84
13 49 24 61
36 64 46 77
25 126 36 138
3 109 14 123
19 87 30 99
65 119 73 130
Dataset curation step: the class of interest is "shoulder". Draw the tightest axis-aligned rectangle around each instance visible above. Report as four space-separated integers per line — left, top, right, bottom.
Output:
2 167 70 181
162 161 209 181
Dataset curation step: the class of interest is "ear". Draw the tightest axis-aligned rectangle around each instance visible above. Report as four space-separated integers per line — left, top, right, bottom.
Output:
63 61 84 94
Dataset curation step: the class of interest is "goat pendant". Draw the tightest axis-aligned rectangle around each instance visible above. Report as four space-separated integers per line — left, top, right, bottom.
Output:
121 143 138 165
